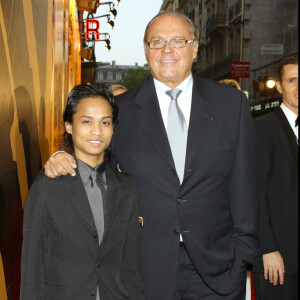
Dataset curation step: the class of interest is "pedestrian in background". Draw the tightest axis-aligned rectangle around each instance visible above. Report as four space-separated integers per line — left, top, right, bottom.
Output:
252 54 298 300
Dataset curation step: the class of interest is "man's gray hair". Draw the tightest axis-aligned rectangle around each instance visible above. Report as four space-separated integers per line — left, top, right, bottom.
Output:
143 11 200 46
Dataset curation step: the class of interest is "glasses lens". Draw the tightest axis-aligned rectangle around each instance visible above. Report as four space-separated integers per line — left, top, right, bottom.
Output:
170 39 186 48
150 40 164 49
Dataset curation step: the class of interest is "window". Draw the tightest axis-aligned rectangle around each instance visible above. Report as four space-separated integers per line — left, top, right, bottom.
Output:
211 4 215 17
116 72 122 81
107 72 113 81
97 72 104 81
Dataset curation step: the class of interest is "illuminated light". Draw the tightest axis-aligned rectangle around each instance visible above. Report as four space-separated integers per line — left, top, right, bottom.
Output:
266 79 276 89
85 19 100 41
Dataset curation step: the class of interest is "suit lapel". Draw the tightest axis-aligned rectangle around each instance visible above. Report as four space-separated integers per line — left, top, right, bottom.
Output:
68 173 97 232
274 107 298 169
67 166 123 250
102 165 120 237
183 77 217 183
134 77 175 169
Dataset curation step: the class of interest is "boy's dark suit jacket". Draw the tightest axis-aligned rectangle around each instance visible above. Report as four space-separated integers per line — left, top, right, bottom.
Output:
20 164 144 300
112 75 259 299
252 107 298 275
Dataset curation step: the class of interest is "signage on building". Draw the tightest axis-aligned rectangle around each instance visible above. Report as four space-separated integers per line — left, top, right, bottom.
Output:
260 44 284 55
85 19 100 41
231 62 250 78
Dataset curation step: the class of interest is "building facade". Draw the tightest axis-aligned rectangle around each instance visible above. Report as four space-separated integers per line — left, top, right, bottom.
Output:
94 61 149 83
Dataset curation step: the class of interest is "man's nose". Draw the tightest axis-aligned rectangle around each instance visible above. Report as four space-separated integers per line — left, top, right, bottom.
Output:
162 40 173 53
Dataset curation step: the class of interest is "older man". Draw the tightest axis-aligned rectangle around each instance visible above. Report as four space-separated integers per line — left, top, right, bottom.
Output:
45 12 258 300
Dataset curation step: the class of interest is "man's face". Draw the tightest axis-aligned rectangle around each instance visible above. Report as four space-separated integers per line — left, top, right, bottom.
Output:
276 64 298 115
65 97 114 167
144 15 198 88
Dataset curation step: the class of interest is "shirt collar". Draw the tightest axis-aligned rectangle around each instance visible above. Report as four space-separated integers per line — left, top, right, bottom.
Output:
280 102 298 128
153 73 193 94
76 157 107 185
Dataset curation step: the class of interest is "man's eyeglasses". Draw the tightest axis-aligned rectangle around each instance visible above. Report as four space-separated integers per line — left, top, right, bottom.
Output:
145 38 194 49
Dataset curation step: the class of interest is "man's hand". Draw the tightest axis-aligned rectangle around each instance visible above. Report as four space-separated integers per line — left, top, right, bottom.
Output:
44 152 77 178
262 251 285 285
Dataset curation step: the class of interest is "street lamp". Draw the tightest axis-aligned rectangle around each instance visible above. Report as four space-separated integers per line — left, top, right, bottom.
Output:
266 78 276 89
105 39 111 51
109 7 117 18
256 76 277 96
97 1 118 19
107 19 114 29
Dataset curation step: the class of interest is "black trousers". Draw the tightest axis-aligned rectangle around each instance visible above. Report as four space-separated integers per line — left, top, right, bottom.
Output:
172 243 247 300
253 271 298 300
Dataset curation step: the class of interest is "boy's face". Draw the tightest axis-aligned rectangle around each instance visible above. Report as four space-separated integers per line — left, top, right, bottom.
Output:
65 96 113 167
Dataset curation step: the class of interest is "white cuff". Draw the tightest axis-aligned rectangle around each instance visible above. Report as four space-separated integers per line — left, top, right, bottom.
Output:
50 150 66 159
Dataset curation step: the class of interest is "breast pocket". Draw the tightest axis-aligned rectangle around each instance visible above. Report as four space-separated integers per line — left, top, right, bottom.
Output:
43 283 65 299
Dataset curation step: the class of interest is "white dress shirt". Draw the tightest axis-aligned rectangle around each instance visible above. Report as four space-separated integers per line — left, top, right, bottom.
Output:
280 103 298 143
153 74 193 130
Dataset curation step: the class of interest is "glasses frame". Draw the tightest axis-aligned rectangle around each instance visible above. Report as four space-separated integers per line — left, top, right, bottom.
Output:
145 38 195 49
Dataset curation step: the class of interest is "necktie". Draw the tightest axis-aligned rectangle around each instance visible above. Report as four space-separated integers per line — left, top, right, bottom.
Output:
89 170 105 245
295 116 298 127
166 88 187 183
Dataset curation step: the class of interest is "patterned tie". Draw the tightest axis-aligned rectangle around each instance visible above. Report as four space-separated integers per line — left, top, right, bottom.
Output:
166 88 187 183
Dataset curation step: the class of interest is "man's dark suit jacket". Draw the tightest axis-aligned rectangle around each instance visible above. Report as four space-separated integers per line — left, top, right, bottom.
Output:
112 75 259 299
252 107 298 275
20 164 144 300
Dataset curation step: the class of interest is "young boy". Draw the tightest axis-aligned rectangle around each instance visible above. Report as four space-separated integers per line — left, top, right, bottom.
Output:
20 83 144 300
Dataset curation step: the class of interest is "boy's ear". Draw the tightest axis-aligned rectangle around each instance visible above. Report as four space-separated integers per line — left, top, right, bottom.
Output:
65 122 72 134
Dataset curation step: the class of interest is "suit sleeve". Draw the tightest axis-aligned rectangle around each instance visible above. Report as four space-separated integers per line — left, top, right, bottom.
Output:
230 93 259 264
20 172 47 300
121 177 144 300
254 120 279 255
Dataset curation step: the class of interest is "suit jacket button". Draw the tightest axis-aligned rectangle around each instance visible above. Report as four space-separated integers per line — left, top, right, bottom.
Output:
173 229 179 235
177 198 183 204
90 291 96 296
92 233 98 238
97 263 101 268
171 169 176 175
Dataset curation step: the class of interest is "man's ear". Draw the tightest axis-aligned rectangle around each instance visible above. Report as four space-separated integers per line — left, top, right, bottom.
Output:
192 41 199 62
276 81 283 94
65 122 72 134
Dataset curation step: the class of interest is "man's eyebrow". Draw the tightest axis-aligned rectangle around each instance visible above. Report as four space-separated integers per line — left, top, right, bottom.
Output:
149 36 186 40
